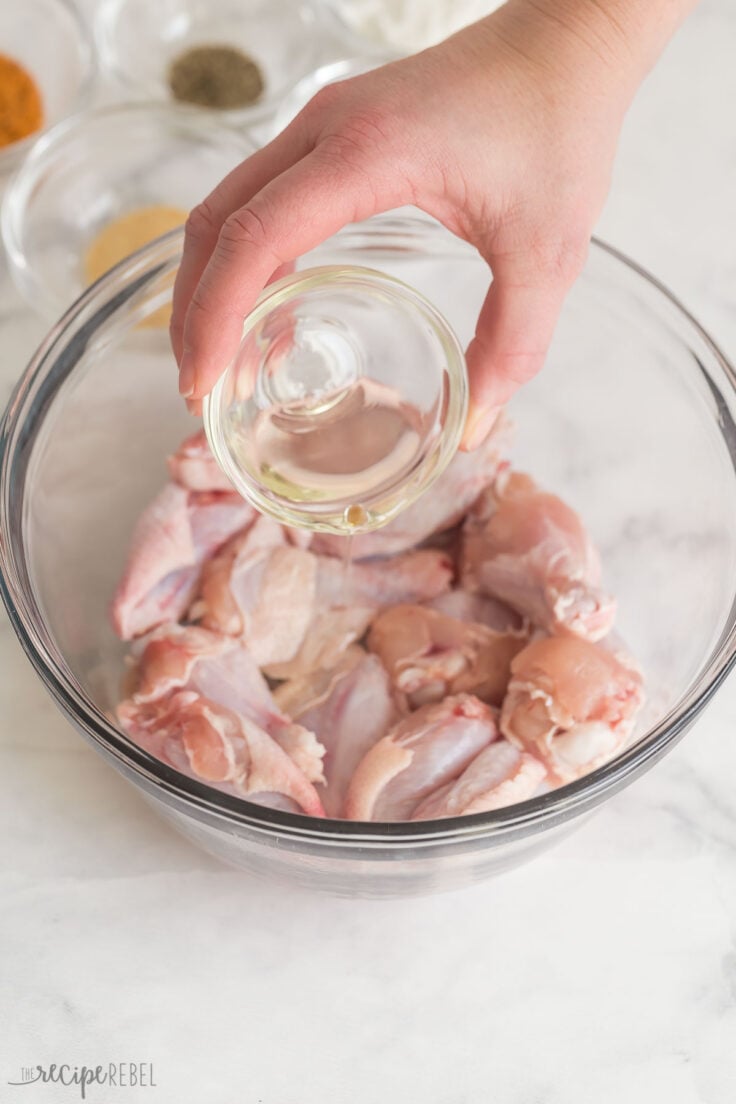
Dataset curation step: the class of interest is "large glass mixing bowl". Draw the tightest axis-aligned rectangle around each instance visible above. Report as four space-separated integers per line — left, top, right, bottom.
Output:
2 214 736 898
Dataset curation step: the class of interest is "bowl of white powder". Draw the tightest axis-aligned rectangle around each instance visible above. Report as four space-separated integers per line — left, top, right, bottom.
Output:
321 0 503 57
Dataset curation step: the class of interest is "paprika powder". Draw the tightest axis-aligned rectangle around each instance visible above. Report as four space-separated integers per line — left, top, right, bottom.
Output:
0 53 43 148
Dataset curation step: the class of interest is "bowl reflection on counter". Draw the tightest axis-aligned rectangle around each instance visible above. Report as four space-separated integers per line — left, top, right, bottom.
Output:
1 215 736 897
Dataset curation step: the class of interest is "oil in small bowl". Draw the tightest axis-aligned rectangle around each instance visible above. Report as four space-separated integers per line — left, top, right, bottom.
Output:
203 265 468 535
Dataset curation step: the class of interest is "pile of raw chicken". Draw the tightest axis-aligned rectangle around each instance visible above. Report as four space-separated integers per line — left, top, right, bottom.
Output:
112 418 644 822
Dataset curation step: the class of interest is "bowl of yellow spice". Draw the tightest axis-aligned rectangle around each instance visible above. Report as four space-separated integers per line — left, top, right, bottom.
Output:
96 0 325 126
2 101 256 319
0 0 94 175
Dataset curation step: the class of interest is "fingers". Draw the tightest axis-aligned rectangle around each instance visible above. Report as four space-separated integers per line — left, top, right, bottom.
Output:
170 124 314 364
179 148 383 400
461 263 570 449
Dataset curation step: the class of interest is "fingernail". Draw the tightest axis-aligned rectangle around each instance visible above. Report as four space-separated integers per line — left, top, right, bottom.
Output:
462 404 500 451
179 354 195 398
186 397 203 417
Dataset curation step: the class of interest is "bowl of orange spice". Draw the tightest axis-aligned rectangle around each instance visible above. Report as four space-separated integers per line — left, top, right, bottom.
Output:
0 0 94 174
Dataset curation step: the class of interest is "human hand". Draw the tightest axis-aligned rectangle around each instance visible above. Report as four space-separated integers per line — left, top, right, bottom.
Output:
171 0 692 446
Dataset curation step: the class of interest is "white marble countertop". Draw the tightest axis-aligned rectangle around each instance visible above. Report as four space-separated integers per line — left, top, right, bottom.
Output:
1 3 736 1102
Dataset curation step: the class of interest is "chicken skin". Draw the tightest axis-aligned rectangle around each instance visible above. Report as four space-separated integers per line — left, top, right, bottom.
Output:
500 635 644 784
192 517 318 667
411 739 546 820
367 604 527 709
111 484 255 640
461 471 616 641
275 648 397 817
118 623 326 787
344 694 498 821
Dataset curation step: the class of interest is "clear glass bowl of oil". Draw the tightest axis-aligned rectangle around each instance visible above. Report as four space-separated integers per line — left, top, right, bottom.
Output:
203 265 468 534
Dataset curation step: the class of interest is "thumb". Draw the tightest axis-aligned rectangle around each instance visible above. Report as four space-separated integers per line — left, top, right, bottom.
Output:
461 261 569 450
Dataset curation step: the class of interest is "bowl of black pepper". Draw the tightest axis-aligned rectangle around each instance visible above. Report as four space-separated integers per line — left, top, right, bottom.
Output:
95 0 327 123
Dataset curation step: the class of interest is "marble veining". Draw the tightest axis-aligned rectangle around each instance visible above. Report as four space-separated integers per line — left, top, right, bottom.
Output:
1 0 735 1101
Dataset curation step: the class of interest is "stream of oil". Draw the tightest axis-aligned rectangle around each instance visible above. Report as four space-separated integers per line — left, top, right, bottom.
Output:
341 534 354 607
339 502 368 606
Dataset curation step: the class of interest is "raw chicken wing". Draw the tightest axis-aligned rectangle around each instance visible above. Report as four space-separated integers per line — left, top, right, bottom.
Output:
461 471 616 641
411 739 546 819
192 516 317 666
168 430 311 548
265 548 454 680
500 635 644 784
275 648 397 817
111 484 255 640
343 694 497 821
167 429 234 492
122 623 325 783
264 606 375 681
120 690 325 816
316 548 453 608
425 589 524 633
368 604 527 708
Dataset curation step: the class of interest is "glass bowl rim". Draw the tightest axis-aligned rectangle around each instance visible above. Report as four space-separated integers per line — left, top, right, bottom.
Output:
2 220 736 847
0 0 97 175
202 262 469 533
314 0 404 58
267 55 392 141
1 100 257 317
94 0 328 124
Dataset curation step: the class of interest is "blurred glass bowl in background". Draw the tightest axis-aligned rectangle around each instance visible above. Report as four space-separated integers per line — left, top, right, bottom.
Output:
0 0 95 176
318 0 504 57
1 102 255 318
317 0 402 57
1 214 736 897
95 0 325 126
268 56 383 139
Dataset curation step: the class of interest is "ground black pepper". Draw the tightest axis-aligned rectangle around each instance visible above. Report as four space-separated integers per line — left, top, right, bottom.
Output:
168 45 264 110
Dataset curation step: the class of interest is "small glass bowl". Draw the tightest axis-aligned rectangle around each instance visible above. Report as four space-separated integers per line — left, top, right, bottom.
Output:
318 0 504 57
0 0 95 176
95 0 325 126
2 102 255 318
268 56 384 139
316 1 403 57
203 264 469 534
